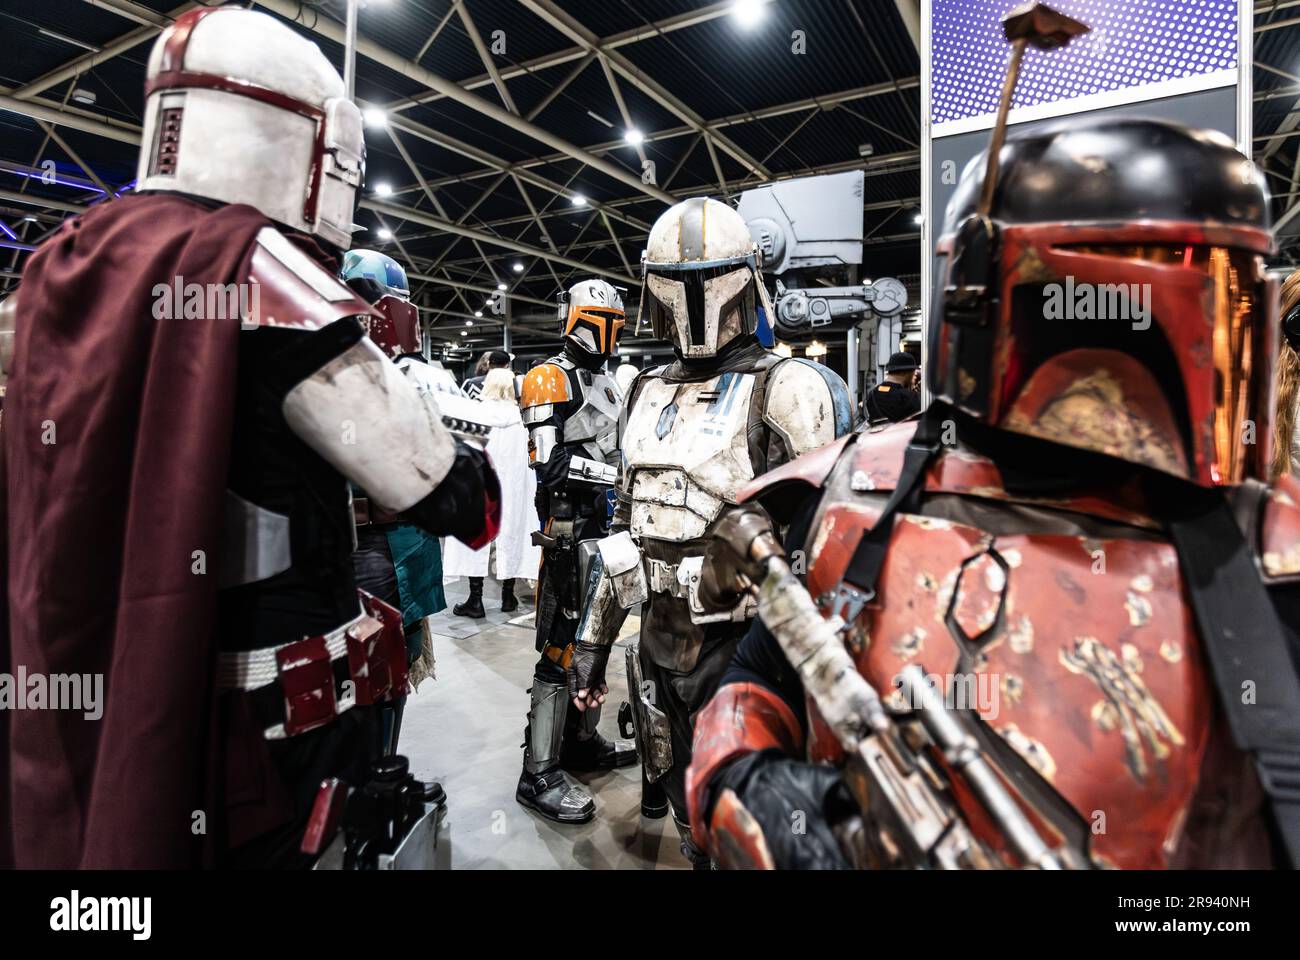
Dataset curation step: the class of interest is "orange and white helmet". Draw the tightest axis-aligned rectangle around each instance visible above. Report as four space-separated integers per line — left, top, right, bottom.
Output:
559 279 626 358
136 7 364 251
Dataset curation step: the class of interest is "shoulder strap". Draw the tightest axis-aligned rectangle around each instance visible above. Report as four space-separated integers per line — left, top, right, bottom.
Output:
828 408 944 623
1170 497 1300 867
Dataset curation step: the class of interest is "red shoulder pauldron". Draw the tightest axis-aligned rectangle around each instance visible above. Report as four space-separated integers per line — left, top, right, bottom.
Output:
244 227 374 331
686 682 802 860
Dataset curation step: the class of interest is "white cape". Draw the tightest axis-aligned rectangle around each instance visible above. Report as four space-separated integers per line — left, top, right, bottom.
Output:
442 399 541 580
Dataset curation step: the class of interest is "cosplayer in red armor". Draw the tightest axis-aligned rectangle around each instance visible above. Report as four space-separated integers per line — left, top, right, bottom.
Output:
0 7 498 868
685 4 1300 870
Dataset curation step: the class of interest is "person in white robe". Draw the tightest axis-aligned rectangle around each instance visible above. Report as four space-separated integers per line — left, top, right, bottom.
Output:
443 368 541 615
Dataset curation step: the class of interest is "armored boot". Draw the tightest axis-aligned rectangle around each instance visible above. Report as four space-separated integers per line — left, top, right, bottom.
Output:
516 679 595 824
499 578 518 613
452 577 485 619
560 701 637 771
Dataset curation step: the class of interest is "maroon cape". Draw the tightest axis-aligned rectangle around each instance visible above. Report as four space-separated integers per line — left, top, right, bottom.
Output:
1 193 269 867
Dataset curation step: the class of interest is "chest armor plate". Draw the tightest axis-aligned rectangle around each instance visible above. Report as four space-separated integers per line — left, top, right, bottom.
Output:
563 367 623 465
802 471 1215 869
623 372 757 543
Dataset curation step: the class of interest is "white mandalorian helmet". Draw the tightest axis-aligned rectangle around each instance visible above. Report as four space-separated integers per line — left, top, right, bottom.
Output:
558 278 626 357
136 7 364 251
640 197 776 359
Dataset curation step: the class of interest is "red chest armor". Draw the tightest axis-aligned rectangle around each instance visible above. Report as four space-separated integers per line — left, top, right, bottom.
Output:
787 422 1280 869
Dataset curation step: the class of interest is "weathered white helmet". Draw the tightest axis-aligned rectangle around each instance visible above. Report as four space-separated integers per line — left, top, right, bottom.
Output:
558 278 626 357
640 197 775 359
136 8 364 250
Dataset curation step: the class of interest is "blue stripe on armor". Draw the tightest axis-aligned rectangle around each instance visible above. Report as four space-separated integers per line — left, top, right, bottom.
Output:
707 372 738 416
656 402 678 439
793 358 853 438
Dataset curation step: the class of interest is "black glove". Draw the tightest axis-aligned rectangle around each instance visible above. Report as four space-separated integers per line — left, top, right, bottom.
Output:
568 639 610 707
407 441 499 546
711 750 855 869
698 505 781 613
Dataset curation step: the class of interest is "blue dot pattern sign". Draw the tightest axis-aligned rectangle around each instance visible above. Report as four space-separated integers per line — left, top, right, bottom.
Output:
931 0 1238 129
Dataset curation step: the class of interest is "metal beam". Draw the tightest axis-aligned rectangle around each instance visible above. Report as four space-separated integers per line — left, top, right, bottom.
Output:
0 92 141 145
13 2 194 103
409 271 553 309
456 1 518 114
361 198 636 285
254 0 675 205
525 52 596 122
36 121 112 194
386 1 745 116
893 0 921 52
0 188 87 215
517 0 773 181
384 79 919 202
83 0 172 28
421 156 921 259
378 105 650 232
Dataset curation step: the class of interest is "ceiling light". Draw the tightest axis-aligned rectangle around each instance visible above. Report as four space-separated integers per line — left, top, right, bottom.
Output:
571 193 588 207
512 262 524 273
461 331 467 336
624 128 644 147
374 182 393 197
377 227 393 240
913 213 923 225
70 88 96 106
497 282 507 291
362 108 388 128
732 0 766 29
466 320 474 326
474 311 483 318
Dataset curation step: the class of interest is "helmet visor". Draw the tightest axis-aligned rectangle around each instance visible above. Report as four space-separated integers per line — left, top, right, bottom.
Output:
644 259 752 358
1030 243 1269 484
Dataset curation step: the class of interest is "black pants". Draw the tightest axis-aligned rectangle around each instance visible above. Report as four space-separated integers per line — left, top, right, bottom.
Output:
639 630 745 826
221 703 383 869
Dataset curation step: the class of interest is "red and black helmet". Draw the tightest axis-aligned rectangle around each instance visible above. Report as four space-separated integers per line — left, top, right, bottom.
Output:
932 118 1275 487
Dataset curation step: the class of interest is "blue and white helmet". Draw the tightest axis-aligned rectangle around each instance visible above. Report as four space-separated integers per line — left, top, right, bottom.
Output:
340 248 410 303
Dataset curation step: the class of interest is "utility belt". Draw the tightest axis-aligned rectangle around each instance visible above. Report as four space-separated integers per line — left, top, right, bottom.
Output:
353 496 409 528
647 555 757 623
217 589 408 740
646 557 692 599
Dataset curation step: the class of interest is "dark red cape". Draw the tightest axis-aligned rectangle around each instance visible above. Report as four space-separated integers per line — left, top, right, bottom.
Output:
2 193 269 867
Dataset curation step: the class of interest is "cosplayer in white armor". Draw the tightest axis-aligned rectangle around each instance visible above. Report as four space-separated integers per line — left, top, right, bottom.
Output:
569 198 852 864
137 9 495 867
515 279 636 824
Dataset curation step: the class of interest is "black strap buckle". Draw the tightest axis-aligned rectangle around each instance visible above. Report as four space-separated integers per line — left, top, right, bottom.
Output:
1256 749 1300 803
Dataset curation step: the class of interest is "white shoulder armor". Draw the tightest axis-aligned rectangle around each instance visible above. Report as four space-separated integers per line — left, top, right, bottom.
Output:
763 357 852 458
282 337 456 513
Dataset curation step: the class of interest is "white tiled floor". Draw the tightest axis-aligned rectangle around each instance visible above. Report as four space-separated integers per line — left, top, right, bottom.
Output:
400 577 686 870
